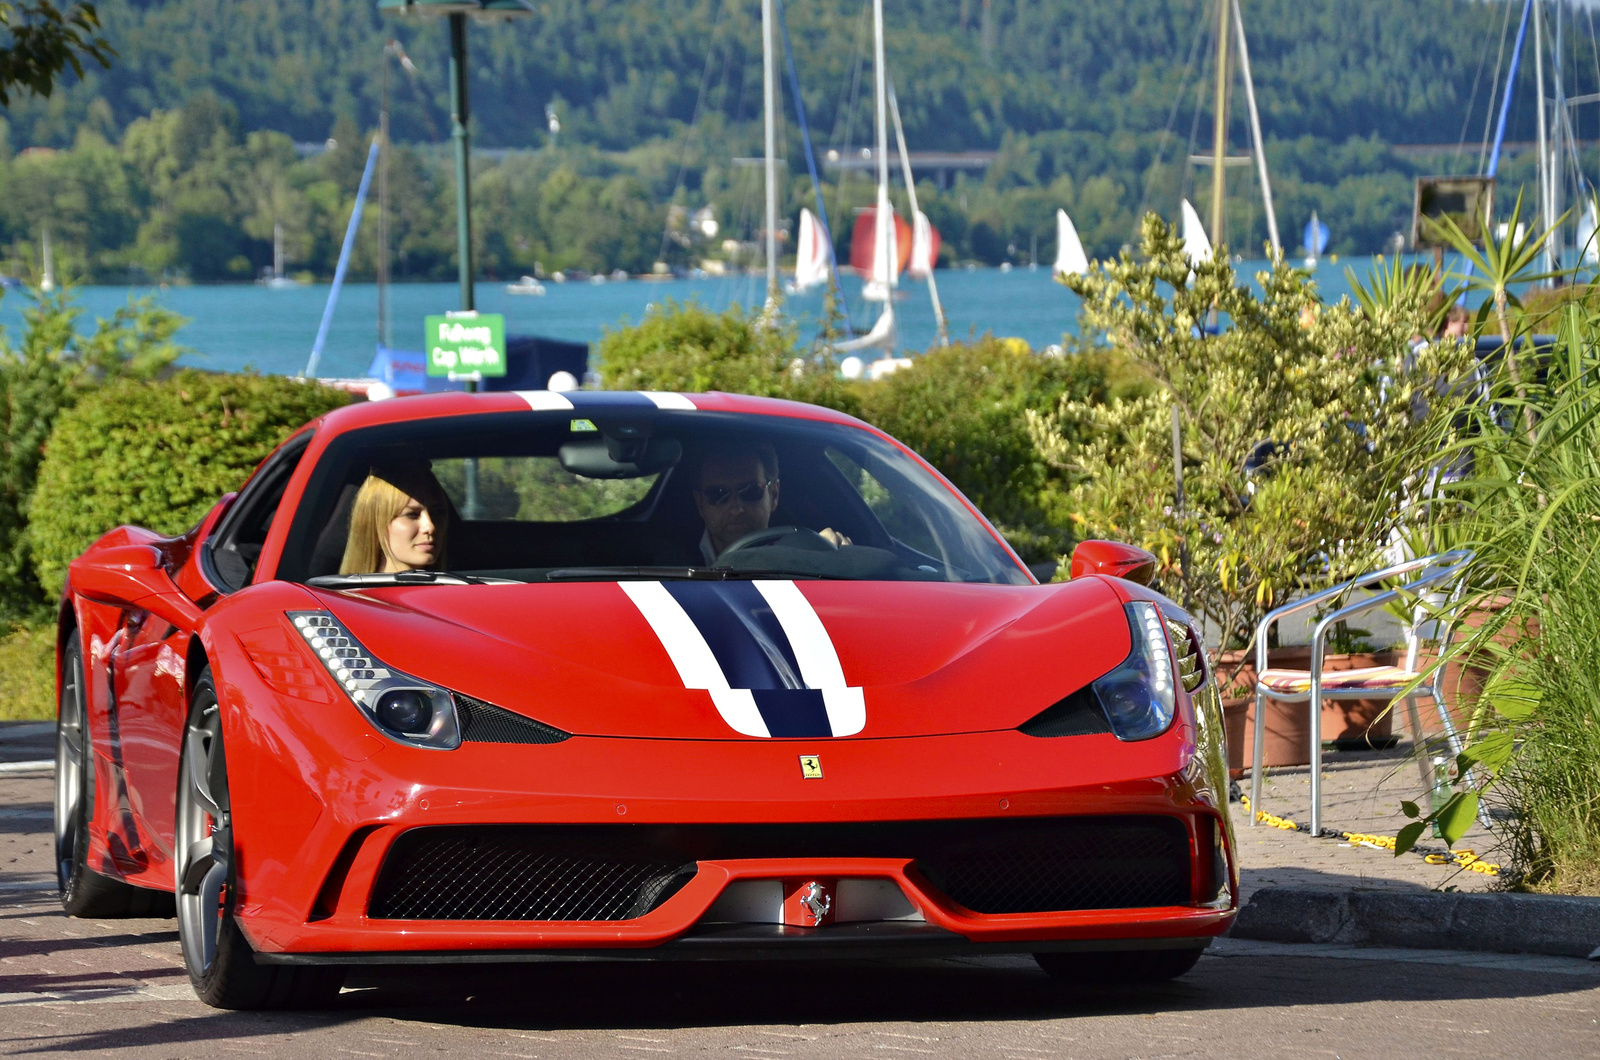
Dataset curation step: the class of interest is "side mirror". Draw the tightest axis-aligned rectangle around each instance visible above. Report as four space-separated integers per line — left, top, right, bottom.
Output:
69 544 204 629
1069 540 1159 586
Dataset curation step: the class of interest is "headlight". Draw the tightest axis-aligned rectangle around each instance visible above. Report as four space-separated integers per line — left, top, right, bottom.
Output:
289 611 462 749
1093 601 1179 741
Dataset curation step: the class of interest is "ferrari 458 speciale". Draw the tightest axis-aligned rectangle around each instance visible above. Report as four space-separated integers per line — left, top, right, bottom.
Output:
53 389 1235 1009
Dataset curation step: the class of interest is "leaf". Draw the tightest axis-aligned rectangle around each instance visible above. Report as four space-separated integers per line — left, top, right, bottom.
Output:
1485 676 1541 721
1400 800 1420 819
1437 792 1481 847
1458 732 1515 775
1396 820 1427 856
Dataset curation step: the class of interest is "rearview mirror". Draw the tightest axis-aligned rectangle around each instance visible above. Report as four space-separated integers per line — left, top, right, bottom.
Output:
1069 540 1158 585
69 544 204 629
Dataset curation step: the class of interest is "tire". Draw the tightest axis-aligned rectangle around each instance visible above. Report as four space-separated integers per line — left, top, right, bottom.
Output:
1033 947 1204 984
55 633 172 918
175 667 345 1010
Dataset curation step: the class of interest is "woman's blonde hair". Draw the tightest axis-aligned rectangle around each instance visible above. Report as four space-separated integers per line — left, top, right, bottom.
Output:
339 464 450 574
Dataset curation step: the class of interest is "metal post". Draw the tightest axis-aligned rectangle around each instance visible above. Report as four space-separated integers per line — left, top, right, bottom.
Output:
1231 0 1280 260
1209 0 1231 251
449 12 476 322
761 0 779 307
448 11 478 520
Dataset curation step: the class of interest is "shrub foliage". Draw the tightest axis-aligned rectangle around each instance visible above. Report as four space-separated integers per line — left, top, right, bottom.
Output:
29 370 349 597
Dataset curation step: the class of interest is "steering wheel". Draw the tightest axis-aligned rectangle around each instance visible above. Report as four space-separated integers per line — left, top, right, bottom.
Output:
717 525 835 558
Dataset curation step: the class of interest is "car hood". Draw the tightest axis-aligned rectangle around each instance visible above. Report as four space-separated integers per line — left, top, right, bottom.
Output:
318 577 1131 741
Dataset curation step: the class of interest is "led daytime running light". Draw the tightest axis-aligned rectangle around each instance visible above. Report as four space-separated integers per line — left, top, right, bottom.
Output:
1091 601 1180 742
289 611 461 749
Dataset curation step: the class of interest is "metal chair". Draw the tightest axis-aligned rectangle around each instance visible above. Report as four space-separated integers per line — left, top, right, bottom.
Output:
1249 549 1475 833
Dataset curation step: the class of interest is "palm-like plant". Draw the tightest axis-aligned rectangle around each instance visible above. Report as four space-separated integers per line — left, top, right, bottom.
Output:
1425 192 1564 441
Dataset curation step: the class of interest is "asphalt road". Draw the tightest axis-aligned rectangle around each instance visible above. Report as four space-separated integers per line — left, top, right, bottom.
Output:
4 772 1600 1058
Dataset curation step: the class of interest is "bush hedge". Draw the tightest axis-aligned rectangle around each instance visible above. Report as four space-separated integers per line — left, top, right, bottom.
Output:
597 301 1142 561
29 371 350 597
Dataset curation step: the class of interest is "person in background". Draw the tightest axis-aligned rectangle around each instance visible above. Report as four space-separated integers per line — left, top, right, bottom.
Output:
340 463 451 574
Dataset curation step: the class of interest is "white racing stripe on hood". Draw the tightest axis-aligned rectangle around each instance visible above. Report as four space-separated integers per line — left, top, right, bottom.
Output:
754 580 866 736
618 580 771 737
514 390 576 411
640 391 697 410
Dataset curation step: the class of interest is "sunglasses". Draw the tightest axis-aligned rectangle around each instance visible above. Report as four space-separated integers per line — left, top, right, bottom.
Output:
699 479 773 506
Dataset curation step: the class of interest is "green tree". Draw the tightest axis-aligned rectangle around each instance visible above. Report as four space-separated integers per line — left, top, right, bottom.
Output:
0 2 112 107
1029 214 1478 652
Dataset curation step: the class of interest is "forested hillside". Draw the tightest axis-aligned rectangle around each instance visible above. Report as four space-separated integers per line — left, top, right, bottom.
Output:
0 0 1589 280
4 0 1560 151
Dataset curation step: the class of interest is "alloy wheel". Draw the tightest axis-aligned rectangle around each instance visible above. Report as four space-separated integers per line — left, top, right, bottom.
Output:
176 700 231 976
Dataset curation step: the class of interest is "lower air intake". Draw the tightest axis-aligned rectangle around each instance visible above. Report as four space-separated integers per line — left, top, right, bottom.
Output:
366 816 1193 921
369 828 694 921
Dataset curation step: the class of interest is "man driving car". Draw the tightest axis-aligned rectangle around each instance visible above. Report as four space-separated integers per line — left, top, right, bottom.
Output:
693 442 849 562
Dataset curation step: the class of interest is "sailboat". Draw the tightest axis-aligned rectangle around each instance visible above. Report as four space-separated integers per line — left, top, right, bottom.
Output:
1302 210 1330 268
1578 201 1598 265
852 203 907 302
789 207 831 292
261 222 302 289
1180 199 1213 265
1053 209 1089 278
40 227 55 292
907 211 940 280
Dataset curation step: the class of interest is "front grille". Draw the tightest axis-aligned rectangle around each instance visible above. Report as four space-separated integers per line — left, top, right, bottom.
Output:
370 828 695 920
912 816 1191 914
367 816 1193 921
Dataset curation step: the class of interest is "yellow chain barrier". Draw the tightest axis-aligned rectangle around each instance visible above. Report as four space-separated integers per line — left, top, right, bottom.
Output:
1237 795 1499 875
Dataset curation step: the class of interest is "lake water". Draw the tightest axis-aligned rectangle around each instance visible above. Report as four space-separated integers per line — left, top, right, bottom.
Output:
0 255 1429 379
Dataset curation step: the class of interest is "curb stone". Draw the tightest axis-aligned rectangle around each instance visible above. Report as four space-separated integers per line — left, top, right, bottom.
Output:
1232 887 1600 959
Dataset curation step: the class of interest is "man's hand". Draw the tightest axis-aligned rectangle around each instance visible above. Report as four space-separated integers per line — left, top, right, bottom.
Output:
818 528 852 549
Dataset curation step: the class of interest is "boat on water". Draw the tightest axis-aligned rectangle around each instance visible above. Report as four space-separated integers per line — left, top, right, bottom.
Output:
259 222 303 289
1303 211 1330 269
1053 209 1089 279
1180 199 1214 265
788 207 831 294
505 274 546 295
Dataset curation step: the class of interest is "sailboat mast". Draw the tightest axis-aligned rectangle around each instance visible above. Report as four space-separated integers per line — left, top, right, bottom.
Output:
889 80 948 345
1209 0 1231 249
873 0 891 257
1231 0 1280 260
761 0 779 305
1534 0 1553 276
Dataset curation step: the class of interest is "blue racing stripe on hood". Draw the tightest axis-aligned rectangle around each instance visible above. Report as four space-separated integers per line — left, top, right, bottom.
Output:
661 581 832 737
564 390 656 409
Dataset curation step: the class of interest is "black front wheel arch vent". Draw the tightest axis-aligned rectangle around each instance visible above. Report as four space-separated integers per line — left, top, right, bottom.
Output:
1018 686 1111 738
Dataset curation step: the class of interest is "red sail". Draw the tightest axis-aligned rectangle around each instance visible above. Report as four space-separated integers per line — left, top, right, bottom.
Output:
849 207 914 275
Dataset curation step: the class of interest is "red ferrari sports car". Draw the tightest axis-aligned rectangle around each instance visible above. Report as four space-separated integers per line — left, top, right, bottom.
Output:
53 389 1235 1009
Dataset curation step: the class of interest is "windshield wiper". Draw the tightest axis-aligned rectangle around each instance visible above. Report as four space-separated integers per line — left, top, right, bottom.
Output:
306 570 518 589
544 566 835 582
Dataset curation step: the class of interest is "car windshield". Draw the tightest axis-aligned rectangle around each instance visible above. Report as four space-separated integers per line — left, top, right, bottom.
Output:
279 408 1029 585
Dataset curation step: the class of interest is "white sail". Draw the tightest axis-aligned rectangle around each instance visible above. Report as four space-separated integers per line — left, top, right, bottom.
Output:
1054 209 1089 278
908 210 937 279
833 301 897 353
862 186 900 302
1180 199 1213 265
1580 201 1599 265
793 208 830 291
40 227 54 292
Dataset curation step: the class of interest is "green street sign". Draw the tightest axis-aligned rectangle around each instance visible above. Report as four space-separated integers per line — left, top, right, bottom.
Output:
425 312 506 377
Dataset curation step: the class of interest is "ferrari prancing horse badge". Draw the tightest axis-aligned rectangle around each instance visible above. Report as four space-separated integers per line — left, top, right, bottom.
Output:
798 755 823 779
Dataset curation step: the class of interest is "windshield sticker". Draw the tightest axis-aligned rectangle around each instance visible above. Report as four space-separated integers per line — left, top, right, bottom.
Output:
570 418 598 433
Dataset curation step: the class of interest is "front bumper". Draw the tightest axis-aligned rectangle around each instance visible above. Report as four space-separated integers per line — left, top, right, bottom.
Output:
226 734 1235 958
